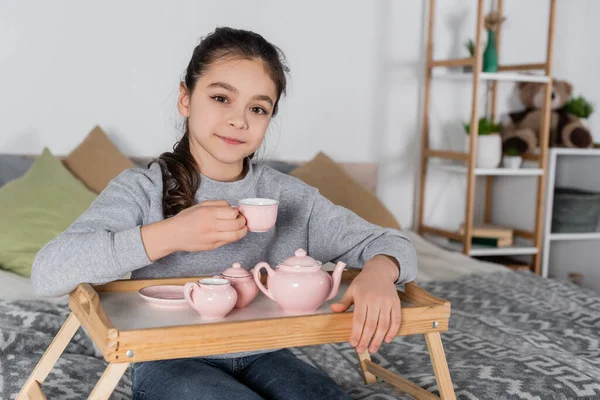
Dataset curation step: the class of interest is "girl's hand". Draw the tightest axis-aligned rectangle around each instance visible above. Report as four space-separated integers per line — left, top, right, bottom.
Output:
141 200 247 261
330 255 401 354
171 200 248 252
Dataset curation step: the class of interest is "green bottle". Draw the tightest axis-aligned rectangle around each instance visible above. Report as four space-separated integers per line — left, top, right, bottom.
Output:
483 30 498 73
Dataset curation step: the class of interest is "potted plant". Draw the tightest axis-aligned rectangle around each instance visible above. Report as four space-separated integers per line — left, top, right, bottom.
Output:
565 95 595 129
463 117 502 168
502 147 523 169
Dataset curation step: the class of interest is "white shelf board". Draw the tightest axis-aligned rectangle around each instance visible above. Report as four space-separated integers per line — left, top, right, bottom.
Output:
433 70 550 83
550 148 600 156
432 162 543 176
549 232 600 241
425 234 539 257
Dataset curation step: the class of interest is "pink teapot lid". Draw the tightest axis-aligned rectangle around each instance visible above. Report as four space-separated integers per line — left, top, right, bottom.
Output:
222 263 251 278
280 249 322 267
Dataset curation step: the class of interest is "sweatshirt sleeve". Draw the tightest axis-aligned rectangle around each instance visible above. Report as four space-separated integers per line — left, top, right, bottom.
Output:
31 168 158 297
307 191 417 285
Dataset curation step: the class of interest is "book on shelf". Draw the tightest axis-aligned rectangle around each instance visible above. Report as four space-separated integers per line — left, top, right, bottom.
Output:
450 236 513 248
458 224 513 240
471 236 512 248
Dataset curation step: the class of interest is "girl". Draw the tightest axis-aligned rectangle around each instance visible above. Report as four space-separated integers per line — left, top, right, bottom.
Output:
32 27 417 400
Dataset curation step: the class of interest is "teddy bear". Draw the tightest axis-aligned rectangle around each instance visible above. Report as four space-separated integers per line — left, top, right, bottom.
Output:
501 79 593 154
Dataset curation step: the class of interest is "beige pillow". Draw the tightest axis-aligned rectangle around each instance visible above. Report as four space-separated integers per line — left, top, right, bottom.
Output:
290 152 401 230
64 126 136 193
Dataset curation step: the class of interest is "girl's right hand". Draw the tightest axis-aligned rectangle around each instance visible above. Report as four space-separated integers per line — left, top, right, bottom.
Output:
171 200 248 252
141 200 247 261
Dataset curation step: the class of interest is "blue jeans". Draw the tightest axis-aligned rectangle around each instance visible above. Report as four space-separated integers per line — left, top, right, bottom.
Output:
131 349 352 400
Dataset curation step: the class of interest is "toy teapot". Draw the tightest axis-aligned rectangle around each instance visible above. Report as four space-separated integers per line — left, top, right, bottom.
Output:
252 249 346 314
219 263 259 308
184 278 237 320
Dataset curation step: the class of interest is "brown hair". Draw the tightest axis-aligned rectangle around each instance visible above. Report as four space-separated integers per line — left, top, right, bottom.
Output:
155 27 289 218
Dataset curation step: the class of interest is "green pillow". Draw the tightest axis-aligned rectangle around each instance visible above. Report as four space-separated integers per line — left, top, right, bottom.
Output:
0 148 97 277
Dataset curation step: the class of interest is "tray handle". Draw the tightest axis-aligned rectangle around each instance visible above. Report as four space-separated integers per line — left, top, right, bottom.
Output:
399 282 450 307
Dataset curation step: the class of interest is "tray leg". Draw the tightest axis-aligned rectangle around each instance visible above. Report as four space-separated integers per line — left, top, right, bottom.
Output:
356 350 377 384
425 332 455 400
16 313 81 400
89 362 130 400
362 360 440 400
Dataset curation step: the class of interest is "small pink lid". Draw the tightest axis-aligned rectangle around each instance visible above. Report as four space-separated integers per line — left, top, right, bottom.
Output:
280 249 322 267
222 263 251 278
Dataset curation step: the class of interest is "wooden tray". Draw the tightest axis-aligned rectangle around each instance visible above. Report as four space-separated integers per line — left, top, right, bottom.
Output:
18 271 456 400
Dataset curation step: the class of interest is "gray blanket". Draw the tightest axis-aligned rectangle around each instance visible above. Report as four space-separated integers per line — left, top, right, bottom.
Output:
2 271 600 399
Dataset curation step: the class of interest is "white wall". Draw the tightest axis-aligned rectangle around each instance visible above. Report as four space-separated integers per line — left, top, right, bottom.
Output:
1 0 597 230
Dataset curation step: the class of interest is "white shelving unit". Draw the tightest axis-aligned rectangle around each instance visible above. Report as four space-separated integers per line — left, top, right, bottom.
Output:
541 148 600 291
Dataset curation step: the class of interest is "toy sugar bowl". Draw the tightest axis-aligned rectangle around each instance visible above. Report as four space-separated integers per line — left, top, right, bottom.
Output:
184 277 237 320
219 263 259 308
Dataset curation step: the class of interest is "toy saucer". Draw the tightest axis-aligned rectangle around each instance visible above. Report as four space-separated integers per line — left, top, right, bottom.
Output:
138 285 187 307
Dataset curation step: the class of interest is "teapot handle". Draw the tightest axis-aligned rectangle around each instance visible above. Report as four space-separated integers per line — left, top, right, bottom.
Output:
253 262 275 301
184 282 199 308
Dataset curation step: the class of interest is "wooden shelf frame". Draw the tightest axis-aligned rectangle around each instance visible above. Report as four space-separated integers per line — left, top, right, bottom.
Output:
433 70 550 83
17 272 455 400
416 0 557 274
431 59 548 73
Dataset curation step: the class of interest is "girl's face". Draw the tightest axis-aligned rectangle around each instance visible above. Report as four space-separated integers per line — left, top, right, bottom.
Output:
178 57 278 166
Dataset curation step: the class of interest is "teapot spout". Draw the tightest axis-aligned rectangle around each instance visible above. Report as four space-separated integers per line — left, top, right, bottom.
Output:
326 261 347 301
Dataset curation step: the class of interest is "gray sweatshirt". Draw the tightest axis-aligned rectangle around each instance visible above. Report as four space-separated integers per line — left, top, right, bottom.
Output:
31 161 418 357
32 161 417 297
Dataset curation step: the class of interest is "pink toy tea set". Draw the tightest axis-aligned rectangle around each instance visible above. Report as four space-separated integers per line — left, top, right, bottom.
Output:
137 198 348 320
138 248 347 320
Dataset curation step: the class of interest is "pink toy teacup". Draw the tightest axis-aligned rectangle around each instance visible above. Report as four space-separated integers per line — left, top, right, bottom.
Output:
237 198 279 232
219 262 259 308
184 278 237 320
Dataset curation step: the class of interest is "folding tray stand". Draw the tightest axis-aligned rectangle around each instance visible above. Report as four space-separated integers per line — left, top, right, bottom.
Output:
17 271 455 400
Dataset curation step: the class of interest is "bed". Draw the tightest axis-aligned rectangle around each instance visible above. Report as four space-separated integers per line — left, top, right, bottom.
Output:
1 153 599 400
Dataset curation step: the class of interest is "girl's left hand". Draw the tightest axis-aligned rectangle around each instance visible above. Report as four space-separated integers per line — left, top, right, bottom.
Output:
331 255 401 354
